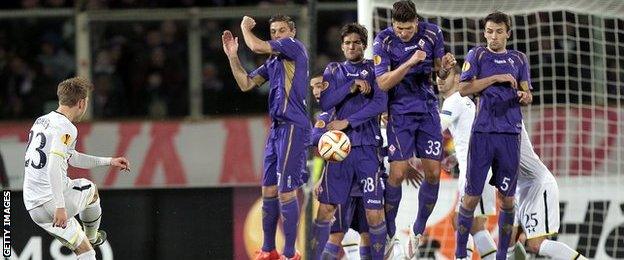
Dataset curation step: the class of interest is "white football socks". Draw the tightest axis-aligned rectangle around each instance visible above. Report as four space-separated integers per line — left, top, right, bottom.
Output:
539 239 587 260
473 230 497 260
79 198 102 241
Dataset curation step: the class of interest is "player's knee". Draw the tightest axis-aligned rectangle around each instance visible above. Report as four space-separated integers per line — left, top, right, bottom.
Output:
525 237 545 253
365 209 384 226
424 171 440 184
462 195 480 210
277 190 297 203
328 233 344 244
388 170 404 185
262 185 278 198
90 188 99 204
316 203 336 221
500 196 515 209
421 159 440 182
359 233 371 246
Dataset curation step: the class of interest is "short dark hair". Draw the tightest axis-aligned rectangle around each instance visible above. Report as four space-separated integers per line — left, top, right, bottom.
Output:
484 11 511 31
392 0 417 22
311 68 325 79
340 23 368 46
269 14 296 31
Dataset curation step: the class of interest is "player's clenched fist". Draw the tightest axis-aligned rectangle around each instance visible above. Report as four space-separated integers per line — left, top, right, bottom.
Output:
241 16 256 31
441 52 457 69
407 50 427 66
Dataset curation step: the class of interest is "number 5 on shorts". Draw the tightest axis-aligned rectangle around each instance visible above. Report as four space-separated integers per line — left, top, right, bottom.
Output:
501 177 510 191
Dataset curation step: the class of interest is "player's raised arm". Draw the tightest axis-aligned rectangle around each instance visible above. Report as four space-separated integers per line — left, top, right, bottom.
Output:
458 49 517 96
222 30 258 92
374 39 426 91
345 79 387 128
319 63 358 112
240 16 272 54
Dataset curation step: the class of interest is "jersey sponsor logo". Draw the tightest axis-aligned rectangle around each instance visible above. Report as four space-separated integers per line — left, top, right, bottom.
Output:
404 45 418 51
494 59 507 64
373 55 382 65
314 119 326 128
441 110 452 116
366 199 381 204
462 61 471 72
61 134 72 146
346 72 359 77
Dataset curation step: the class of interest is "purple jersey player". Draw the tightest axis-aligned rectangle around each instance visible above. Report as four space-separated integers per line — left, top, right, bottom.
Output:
222 15 310 260
310 71 379 260
310 23 388 260
372 1 456 258
454 11 533 260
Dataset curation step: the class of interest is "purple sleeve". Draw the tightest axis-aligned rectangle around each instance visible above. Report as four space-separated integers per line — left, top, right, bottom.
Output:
319 64 354 112
311 112 332 146
460 48 479 82
346 80 387 128
268 37 304 61
433 26 446 59
373 35 392 77
249 64 268 86
518 53 533 91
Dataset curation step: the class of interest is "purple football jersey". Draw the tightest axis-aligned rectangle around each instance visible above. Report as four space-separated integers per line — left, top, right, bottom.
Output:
460 46 532 134
249 37 310 128
320 60 386 147
373 22 446 115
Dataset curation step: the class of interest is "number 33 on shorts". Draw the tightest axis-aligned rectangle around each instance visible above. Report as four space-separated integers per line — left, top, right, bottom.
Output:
425 140 441 156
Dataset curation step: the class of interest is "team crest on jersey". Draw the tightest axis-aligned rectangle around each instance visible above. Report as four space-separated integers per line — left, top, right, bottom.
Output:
373 55 382 65
360 69 368 78
418 39 425 49
315 119 326 128
388 144 396 155
61 134 72 146
462 61 471 72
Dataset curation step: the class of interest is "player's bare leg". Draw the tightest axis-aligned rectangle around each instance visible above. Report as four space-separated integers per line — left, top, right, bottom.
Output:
257 185 281 260
74 235 96 260
365 209 386 259
312 202 337 259
278 189 301 259
405 158 440 259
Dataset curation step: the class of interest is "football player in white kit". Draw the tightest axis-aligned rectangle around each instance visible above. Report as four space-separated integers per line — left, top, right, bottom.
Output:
437 66 498 260
506 125 587 260
23 77 130 260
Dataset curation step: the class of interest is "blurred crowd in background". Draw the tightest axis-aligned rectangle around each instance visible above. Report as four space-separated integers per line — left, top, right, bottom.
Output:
0 0 621 120
0 0 353 120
